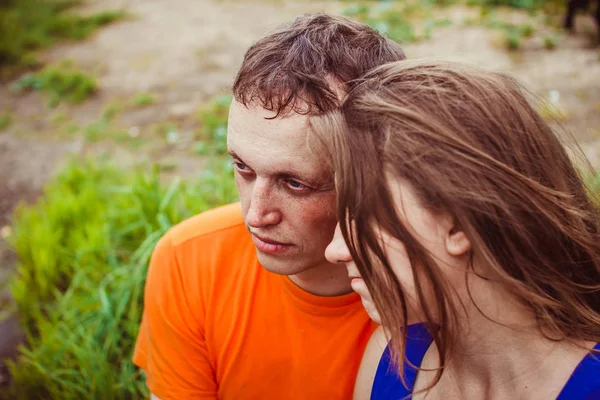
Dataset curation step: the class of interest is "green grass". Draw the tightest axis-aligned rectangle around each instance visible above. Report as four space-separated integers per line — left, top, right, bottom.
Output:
341 0 563 47
0 0 125 79
195 93 232 155
131 92 155 107
5 156 237 399
84 118 122 142
342 1 453 44
150 121 180 145
62 122 80 136
544 35 558 50
521 23 535 37
464 0 564 11
503 26 523 50
472 3 565 51
50 112 68 126
466 0 538 9
78 100 147 145
102 100 124 121
0 112 11 131
12 62 97 107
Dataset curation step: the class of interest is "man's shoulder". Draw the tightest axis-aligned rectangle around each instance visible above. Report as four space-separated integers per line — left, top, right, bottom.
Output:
168 202 247 247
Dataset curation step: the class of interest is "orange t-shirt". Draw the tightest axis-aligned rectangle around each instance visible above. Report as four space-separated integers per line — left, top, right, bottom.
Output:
133 202 377 400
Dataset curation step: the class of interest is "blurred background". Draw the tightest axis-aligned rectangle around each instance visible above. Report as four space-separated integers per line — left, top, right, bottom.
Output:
0 0 599 398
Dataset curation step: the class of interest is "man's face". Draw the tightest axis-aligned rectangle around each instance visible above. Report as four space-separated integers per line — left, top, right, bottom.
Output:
227 100 337 276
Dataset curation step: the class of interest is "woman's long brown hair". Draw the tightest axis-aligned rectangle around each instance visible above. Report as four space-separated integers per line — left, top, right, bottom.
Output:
310 60 600 391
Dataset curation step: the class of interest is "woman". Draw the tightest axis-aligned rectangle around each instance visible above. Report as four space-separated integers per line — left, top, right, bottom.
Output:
310 60 600 399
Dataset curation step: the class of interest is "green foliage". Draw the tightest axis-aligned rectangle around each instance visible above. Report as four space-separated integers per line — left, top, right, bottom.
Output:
196 93 232 155
433 0 458 5
521 23 535 38
80 102 146 146
50 112 68 126
131 92 155 107
44 9 125 40
6 156 237 399
0 0 125 78
0 112 11 130
84 118 122 142
102 101 124 121
13 62 97 107
342 1 453 44
152 121 180 145
478 7 558 51
504 27 522 50
63 122 80 136
465 0 565 51
464 0 559 10
544 35 558 50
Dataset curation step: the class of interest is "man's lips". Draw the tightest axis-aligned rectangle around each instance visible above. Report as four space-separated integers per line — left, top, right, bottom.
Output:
251 233 288 245
251 232 292 254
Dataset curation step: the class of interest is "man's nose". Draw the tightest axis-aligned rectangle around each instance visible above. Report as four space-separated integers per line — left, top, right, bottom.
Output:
245 179 282 228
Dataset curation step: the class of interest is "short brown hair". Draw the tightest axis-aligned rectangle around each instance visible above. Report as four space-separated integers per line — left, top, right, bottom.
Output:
311 60 600 391
232 13 406 116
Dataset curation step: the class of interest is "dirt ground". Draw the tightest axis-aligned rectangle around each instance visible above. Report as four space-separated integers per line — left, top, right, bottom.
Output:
0 0 599 385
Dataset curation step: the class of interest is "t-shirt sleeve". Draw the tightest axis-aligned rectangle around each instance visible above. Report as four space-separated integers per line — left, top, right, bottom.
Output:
133 232 217 399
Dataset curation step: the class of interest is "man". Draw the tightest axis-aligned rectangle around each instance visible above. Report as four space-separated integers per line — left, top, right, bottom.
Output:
133 13 406 400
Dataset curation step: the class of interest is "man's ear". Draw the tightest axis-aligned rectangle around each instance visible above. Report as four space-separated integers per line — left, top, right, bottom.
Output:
446 222 471 257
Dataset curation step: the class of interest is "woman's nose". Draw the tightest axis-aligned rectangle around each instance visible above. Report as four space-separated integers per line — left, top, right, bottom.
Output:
325 223 353 264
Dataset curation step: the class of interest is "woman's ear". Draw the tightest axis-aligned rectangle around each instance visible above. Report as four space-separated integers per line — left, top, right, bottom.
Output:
446 222 471 256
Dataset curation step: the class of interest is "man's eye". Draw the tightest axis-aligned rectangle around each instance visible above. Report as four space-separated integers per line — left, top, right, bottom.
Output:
233 161 249 172
285 179 311 192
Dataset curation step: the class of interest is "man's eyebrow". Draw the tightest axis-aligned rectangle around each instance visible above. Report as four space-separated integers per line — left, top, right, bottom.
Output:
228 150 248 166
274 171 307 182
227 149 238 158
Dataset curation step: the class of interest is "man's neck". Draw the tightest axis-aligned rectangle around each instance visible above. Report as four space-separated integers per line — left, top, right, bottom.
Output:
288 261 353 297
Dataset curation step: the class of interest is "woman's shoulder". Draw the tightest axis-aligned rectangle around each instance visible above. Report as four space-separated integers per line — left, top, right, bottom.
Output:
558 342 600 400
354 326 389 400
359 323 434 400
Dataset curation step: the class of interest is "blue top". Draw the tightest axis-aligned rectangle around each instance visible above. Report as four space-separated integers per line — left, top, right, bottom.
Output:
371 323 600 400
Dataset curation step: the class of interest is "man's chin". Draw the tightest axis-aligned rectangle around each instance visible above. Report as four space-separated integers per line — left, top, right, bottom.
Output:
256 252 306 276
